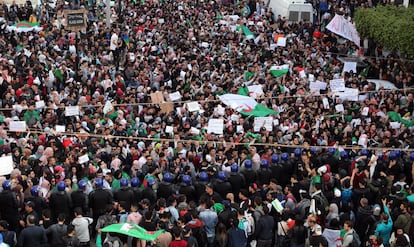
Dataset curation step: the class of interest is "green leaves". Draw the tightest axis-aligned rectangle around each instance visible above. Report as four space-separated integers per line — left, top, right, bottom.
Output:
355 6 414 58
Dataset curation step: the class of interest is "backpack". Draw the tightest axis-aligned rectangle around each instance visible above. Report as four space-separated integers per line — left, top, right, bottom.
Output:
341 189 352 205
313 193 329 216
243 213 255 236
103 235 123 247
192 225 208 247
351 230 361 247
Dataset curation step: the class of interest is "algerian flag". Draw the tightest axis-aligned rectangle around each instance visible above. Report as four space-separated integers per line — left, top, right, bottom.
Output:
238 85 264 99
102 223 164 240
6 21 42 33
270 64 289 77
241 25 255 40
219 94 276 117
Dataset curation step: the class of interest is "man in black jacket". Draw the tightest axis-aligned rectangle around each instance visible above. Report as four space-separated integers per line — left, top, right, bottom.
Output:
18 214 47 247
0 180 19 232
255 205 274 247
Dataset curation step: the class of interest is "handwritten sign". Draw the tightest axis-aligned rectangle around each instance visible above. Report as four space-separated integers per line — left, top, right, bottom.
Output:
165 126 173 133
55 125 66 133
310 81 327 91
65 106 79 116
78 154 89 164
169 92 182 101
335 88 359 101
207 119 224 135
35 100 45 109
330 78 345 92
9 121 26 132
254 117 273 132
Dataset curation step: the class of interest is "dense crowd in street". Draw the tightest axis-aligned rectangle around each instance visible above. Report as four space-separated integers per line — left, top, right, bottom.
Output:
0 0 413 246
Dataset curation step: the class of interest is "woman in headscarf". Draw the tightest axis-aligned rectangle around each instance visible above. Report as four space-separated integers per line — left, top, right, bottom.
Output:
326 203 340 227
39 147 54 166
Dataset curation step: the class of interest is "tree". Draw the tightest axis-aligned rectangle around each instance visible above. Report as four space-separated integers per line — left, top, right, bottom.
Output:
354 6 414 58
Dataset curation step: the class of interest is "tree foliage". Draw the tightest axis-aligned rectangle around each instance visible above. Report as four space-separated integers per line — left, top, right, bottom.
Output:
354 6 414 58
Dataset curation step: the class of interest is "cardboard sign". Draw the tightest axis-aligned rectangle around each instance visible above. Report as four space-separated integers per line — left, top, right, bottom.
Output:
64 9 87 31
150 92 164 104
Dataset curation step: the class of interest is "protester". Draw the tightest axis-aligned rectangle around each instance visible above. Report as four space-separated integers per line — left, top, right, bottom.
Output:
0 0 414 246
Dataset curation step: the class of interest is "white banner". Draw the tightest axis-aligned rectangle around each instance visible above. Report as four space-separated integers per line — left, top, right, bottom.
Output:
326 14 360 47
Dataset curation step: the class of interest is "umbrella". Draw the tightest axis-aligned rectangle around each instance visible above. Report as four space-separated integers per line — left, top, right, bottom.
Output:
101 223 164 241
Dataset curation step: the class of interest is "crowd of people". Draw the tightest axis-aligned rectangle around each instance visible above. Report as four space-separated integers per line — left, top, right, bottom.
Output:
0 0 413 246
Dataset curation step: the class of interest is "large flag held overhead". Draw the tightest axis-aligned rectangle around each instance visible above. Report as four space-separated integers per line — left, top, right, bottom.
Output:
241 25 255 40
238 85 264 99
270 64 289 77
101 223 164 241
6 21 42 33
219 94 276 117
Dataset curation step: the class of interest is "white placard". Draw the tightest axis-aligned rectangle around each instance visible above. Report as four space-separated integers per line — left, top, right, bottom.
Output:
330 78 346 92
269 44 277 51
201 42 209 48
359 94 367 101
335 104 344 112
310 81 327 91
322 98 330 109
65 106 79 116
186 102 200 112
190 127 200 135
165 126 173 133
24 48 32 57
207 119 224 134
35 100 45 109
308 74 315 82
9 121 26 132
390 122 401 129
361 107 369 116
55 125 66 133
276 37 286 47
335 88 359 101
78 154 89 164
0 156 14 176
299 70 307 78
248 21 254 26
158 18 165 24
169 92 182 101
254 117 273 132
326 14 360 46
343 62 357 73
237 125 243 133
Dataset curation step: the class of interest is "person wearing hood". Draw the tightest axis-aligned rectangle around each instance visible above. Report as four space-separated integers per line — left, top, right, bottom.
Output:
322 218 341 247
326 203 339 228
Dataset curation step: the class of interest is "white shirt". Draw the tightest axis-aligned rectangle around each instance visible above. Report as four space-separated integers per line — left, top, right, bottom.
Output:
110 33 118 51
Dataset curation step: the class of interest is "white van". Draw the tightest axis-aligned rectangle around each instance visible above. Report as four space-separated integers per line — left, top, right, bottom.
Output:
268 0 314 23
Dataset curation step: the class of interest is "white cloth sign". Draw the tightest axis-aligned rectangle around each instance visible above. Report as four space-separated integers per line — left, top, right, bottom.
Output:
326 14 360 46
254 117 273 132
207 119 224 134
65 106 79 116
0 156 14 176
9 121 26 132
330 78 346 92
190 127 200 135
